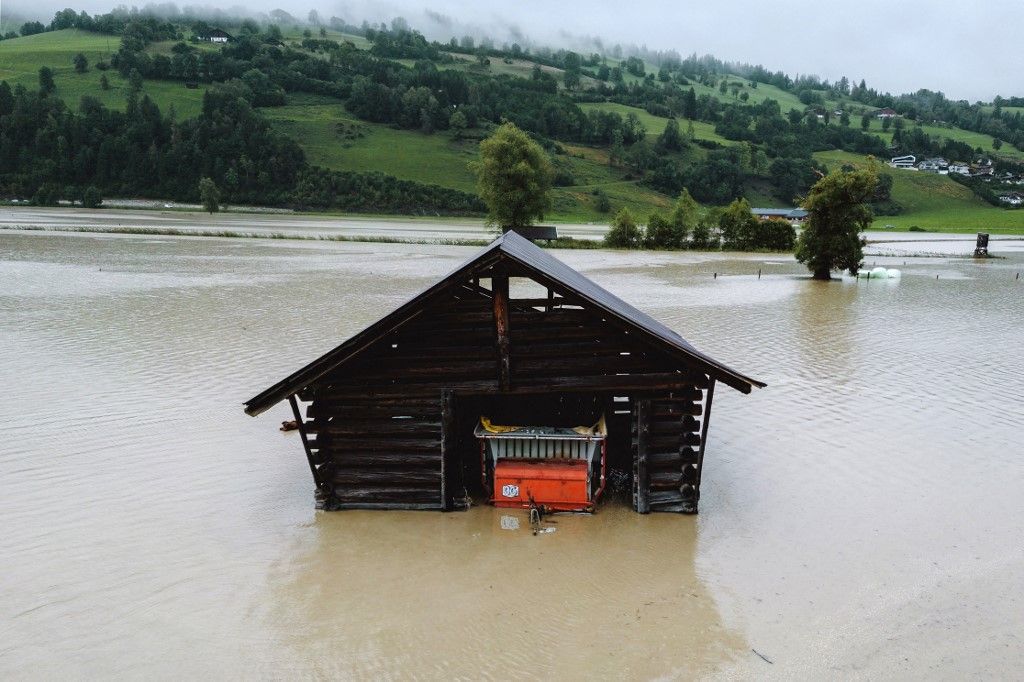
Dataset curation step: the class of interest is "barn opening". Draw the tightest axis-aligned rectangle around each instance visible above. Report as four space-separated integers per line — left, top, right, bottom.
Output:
244 232 764 514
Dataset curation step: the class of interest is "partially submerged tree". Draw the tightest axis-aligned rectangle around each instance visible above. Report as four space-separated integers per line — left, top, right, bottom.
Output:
199 177 220 214
604 208 642 248
795 167 878 280
473 122 552 232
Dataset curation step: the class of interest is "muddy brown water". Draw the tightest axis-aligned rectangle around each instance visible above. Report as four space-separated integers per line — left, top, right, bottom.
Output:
2 228 1023 679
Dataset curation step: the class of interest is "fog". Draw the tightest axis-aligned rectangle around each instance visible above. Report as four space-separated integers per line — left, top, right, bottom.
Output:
5 0 1020 101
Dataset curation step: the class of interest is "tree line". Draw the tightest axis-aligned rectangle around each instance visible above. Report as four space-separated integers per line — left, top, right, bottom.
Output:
0 76 483 214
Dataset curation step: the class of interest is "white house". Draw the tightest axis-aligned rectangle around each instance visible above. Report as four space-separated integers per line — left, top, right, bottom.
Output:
998 193 1023 206
948 162 970 175
890 155 917 169
918 157 949 174
206 28 233 43
876 107 899 119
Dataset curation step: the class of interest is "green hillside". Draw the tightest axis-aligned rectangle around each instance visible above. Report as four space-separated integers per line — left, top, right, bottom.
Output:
815 150 1024 232
2 21 1024 233
0 29 208 117
577 102 734 145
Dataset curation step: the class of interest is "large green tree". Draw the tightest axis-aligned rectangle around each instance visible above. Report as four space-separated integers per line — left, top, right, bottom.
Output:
795 168 878 280
473 122 552 232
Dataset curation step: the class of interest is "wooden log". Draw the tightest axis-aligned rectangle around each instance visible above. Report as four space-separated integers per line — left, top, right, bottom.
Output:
333 470 442 485
304 420 441 436
330 451 442 467
330 437 441 451
650 471 684 488
332 486 442 503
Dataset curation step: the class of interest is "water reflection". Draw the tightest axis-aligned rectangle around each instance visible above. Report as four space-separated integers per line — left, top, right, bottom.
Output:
270 506 743 679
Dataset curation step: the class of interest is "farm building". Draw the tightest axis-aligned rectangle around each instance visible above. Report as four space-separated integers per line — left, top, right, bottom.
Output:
204 28 233 43
751 207 808 224
244 233 764 514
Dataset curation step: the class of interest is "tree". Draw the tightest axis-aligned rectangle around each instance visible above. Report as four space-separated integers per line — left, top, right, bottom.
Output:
199 177 220 214
840 111 850 127
73 53 88 73
448 110 468 139
20 21 46 36
668 188 699 245
563 69 580 90
472 122 552 232
644 212 673 248
861 113 871 131
690 215 720 250
39 67 56 94
593 187 611 213
0 81 13 116
993 138 1003 150
718 198 759 250
100 74 110 91
795 167 878 280
656 118 683 152
82 186 102 208
128 68 143 93
603 208 641 248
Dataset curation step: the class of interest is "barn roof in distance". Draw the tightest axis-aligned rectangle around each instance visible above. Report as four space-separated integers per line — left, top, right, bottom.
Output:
244 232 765 416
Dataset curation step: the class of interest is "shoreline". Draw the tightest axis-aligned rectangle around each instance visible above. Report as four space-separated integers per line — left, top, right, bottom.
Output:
5 202 1024 237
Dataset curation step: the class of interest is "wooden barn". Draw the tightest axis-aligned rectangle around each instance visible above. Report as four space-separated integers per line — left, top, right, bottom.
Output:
244 232 764 514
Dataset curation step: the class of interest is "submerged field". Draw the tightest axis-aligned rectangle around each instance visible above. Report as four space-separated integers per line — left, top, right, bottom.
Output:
2 230 1022 678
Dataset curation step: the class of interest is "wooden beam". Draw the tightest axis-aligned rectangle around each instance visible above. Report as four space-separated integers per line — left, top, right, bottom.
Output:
493 271 511 391
440 389 455 511
695 378 716 487
635 399 651 514
289 394 324 490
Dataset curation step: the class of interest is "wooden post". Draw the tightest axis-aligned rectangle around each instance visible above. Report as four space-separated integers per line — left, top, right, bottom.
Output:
635 399 651 514
289 394 323 490
546 287 554 313
695 378 716 487
493 271 511 392
440 390 455 510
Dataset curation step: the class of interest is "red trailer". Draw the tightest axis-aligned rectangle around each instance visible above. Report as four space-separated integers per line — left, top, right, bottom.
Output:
475 417 607 512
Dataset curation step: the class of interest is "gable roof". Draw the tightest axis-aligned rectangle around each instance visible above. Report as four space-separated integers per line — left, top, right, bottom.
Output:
243 232 765 416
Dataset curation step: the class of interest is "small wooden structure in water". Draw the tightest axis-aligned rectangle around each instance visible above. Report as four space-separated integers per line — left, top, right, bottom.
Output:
244 233 764 513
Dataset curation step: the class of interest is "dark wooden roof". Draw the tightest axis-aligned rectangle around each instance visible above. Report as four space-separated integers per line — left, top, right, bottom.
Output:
244 232 764 416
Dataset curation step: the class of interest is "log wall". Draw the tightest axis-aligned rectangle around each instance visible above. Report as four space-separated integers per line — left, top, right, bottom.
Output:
294 269 714 512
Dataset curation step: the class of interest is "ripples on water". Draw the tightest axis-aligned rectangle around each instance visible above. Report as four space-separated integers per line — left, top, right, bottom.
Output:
1 231 1022 678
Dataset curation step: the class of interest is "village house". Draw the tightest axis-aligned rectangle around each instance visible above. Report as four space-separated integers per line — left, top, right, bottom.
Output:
890 154 917 170
998 193 1023 206
750 207 809 224
918 157 949 174
205 28 233 43
876 107 899 119
948 162 970 175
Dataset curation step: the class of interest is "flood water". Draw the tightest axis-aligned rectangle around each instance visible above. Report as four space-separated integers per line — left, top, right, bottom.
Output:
2 226 1023 679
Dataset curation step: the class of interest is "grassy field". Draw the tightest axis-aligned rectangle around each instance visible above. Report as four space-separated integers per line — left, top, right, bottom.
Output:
262 97 481 193
261 95 674 222
577 102 734 145
815 149 1024 233
0 29 208 118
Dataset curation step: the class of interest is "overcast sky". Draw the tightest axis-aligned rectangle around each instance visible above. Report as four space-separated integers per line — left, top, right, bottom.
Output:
6 0 1021 101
